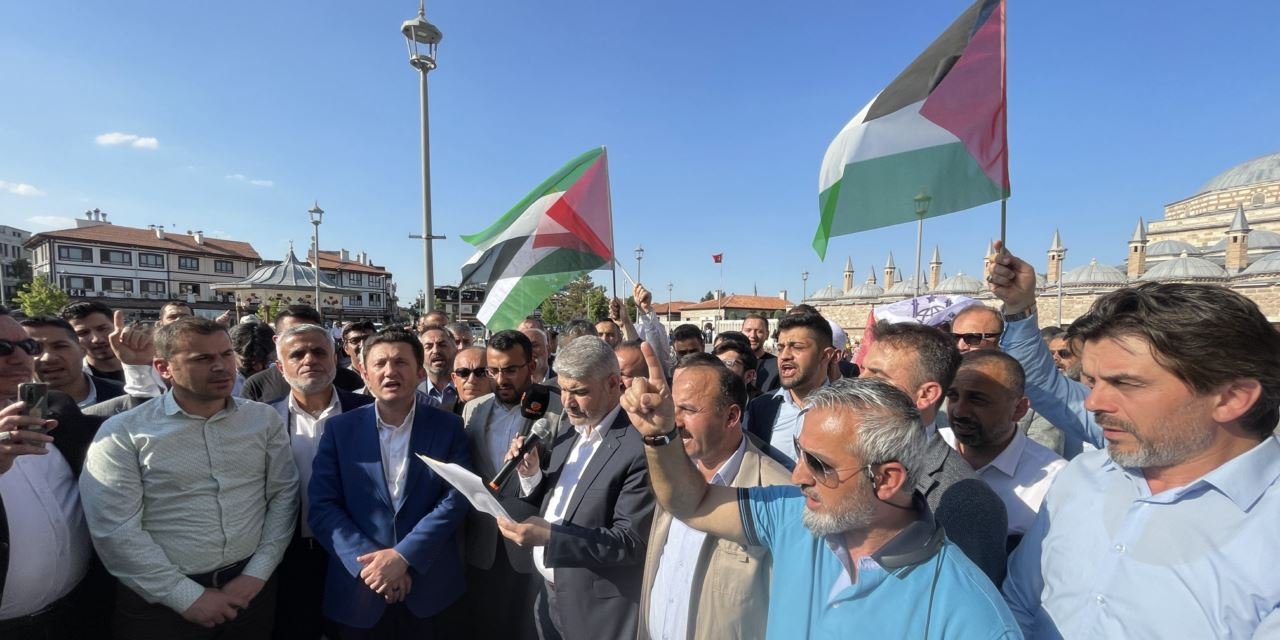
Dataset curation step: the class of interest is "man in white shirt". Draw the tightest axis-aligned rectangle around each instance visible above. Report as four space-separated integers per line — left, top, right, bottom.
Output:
941 350 1066 544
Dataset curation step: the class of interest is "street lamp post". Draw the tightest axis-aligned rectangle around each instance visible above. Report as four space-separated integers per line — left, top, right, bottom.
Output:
801 271 809 301
634 245 644 284
308 201 325 317
666 282 673 324
402 1 444 314
913 191 932 297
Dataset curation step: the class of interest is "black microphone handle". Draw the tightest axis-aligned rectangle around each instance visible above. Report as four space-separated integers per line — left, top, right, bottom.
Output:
488 433 543 491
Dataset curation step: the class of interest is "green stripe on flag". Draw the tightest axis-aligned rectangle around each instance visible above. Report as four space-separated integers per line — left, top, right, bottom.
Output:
461 147 604 248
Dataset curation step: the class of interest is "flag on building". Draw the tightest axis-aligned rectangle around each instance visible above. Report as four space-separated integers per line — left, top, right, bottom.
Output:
813 0 1009 259
712 253 723 264
460 147 613 331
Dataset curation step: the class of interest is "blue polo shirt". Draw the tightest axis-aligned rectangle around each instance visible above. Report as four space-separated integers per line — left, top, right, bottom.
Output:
740 485 1022 640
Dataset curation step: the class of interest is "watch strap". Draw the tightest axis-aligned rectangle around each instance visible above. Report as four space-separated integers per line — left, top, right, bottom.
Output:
642 425 680 446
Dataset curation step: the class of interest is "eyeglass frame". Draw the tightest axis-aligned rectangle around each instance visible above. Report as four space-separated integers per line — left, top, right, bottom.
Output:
793 436 886 489
951 331 1002 346
0 338 42 358
452 367 490 380
485 362 529 378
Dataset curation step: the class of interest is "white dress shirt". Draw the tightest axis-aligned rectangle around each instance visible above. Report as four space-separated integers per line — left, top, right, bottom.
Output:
486 401 527 472
288 391 343 537
0 447 91 618
939 425 1067 535
521 404 622 584
648 436 747 640
77 373 98 408
376 402 417 511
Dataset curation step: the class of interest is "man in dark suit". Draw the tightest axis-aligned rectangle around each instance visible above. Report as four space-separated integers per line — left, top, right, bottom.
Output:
240 305 364 403
457 331 562 639
267 323 374 640
744 312 837 465
0 306 111 639
21 316 125 408
308 328 472 639
498 336 654 640
741 314 779 393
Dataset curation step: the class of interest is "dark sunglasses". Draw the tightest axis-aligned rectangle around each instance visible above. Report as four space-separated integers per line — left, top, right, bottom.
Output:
952 332 1001 346
453 367 489 379
0 338 42 357
793 436 865 489
1054 349 1074 359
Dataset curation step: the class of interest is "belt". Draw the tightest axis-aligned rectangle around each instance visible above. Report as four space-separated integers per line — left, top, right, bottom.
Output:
188 557 251 588
0 588 75 632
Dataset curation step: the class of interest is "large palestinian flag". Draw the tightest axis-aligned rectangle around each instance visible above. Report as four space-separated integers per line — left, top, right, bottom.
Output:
814 0 1008 259
460 147 613 331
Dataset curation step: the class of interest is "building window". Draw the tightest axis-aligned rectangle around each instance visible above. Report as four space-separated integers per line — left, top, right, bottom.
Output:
178 283 200 295
58 246 92 262
214 260 233 274
178 256 199 270
370 293 382 306
66 276 94 290
347 272 363 286
139 253 165 268
369 276 383 288
103 278 133 293
100 249 132 266
347 296 363 307
141 280 166 294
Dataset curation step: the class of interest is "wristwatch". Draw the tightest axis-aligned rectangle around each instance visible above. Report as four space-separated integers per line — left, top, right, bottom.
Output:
642 425 680 447
1002 303 1038 322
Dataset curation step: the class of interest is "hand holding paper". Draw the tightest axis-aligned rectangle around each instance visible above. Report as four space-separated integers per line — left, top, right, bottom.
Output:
417 454 512 522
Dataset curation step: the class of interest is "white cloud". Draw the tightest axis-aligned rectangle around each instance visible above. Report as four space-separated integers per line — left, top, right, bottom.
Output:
225 173 273 188
96 132 159 149
0 180 45 196
27 215 76 229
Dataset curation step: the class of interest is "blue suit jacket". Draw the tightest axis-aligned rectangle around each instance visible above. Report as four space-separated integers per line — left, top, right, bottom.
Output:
307 396 473 628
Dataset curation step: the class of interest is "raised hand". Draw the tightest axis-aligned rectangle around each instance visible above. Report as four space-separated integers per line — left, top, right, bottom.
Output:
620 341 674 438
109 310 156 366
634 284 653 313
985 240 1039 313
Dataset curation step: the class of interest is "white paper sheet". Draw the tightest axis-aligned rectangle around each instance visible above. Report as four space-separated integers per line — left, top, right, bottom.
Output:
416 454 512 522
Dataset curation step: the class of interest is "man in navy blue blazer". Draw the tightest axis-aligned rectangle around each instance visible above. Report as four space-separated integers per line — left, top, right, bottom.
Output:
308 328 473 639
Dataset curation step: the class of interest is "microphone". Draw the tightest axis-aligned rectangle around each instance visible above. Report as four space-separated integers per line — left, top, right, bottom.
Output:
489 418 553 491
520 383 551 420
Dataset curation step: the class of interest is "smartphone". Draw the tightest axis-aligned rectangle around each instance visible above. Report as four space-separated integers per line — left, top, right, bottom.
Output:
17 382 49 434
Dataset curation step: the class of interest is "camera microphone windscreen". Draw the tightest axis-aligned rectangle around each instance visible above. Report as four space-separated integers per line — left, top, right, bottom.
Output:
520 383 551 420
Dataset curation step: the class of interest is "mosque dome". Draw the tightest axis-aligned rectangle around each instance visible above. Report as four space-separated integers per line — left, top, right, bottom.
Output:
1207 228 1280 253
1198 152 1280 194
1139 252 1228 281
808 283 839 300
846 282 884 298
886 274 926 296
1240 251 1280 276
1060 259 1128 286
1145 239 1203 257
933 272 984 294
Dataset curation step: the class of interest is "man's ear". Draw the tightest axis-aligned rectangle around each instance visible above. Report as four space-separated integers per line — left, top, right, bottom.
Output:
154 358 174 382
917 381 944 411
725 403 743 431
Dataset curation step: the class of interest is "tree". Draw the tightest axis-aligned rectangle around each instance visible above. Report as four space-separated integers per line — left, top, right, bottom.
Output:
14 275 69 316
541 273 610 324
701 290 715 302
8 258 32 290
256 297 285 325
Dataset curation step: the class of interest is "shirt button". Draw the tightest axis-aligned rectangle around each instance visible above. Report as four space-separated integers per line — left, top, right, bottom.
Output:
1113 543 1126 553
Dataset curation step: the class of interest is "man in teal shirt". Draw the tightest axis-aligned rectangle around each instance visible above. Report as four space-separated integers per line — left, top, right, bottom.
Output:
621 343 1020 639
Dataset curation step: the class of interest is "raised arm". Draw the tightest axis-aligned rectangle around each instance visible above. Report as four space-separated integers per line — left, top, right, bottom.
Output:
620 341 746 546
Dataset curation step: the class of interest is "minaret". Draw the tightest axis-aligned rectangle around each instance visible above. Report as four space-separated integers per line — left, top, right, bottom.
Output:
1225 204 1252 273
1127 218 1148 279
867 268 877 286
928 245 943 291
843 256 854 294
884 252 897 286
1047 229 1067 284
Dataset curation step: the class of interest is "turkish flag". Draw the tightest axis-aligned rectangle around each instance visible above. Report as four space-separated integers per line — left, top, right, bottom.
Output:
712 253 723 264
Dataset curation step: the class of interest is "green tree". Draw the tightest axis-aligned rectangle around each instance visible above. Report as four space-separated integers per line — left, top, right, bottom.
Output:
543 273 609 323
14 275 69 316
701 290 715 302
9 258 32 290
256 297 285 325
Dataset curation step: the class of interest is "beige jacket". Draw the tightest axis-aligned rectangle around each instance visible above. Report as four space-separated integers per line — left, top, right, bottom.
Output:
637 436 791 640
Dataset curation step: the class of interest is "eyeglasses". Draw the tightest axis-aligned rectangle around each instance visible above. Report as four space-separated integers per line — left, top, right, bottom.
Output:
793 437 865 488
718 358 741 369
485 363 528 377
0 338 42 357
952 332 1001 346
345 335 371 345
1054 349 1074 359
453 367 489 379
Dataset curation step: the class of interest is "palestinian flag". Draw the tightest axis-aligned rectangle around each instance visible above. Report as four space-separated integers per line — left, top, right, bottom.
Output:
460 147 613 331
814 0 1009 259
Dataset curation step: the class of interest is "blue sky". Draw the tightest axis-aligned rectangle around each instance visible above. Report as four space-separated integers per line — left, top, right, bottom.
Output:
1 1 1277 305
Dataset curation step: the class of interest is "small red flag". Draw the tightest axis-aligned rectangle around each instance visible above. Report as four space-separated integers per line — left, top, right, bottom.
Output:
712 253 723 264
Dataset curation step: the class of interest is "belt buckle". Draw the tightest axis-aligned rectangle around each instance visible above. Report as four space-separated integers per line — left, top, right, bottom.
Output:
210 562 238 588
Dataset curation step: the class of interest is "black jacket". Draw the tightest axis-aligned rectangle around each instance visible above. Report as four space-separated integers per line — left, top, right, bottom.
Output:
241 366 365 404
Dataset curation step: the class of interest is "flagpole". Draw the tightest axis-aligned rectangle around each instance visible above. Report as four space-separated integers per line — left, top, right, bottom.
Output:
1000 198 1007 248
602 146 618 305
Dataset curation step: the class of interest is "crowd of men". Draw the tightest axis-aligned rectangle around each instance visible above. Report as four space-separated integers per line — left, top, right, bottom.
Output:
2 243 1279 639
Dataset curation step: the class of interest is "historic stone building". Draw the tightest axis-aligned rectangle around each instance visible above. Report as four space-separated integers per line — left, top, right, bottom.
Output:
811 152 1280 336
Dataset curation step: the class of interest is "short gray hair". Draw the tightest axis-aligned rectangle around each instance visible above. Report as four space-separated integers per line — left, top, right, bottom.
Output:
276 323 331 356
804 378 927 490
553 336 619 381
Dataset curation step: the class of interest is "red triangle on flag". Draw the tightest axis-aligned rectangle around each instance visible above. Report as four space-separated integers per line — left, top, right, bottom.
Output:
532 154 613 260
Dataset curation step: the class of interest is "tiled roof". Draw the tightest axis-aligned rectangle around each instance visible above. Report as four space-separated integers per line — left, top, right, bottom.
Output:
652 301 696 314
681 295 792 311
27 225 260 260
313 250 389 275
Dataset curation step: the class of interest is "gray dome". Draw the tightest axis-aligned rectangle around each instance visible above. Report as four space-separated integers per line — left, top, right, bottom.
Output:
1207 228 1280 253
1034 272 1048 289
886 274 925 296
1199 152 1280 193
1240 251 1280 276
808 283 839 300
216 250 343 290
933 272 983 294
1061 259 1127 285
1145 239 1202 257
846 282 884 298
1139 252 1228 281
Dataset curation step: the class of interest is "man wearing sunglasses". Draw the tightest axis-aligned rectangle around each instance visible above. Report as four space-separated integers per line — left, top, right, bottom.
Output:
456 330 563 639
621 344 1019 638
451 346 492 410
341 321 377 373
0 305 111 639
859 321 1009 585
950 304 1004 354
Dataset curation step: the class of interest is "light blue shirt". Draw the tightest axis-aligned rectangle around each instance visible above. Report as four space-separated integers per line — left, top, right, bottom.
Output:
764 384 821 459
999 314 1098 458
741 485 1021 640
1004 437 1280 638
